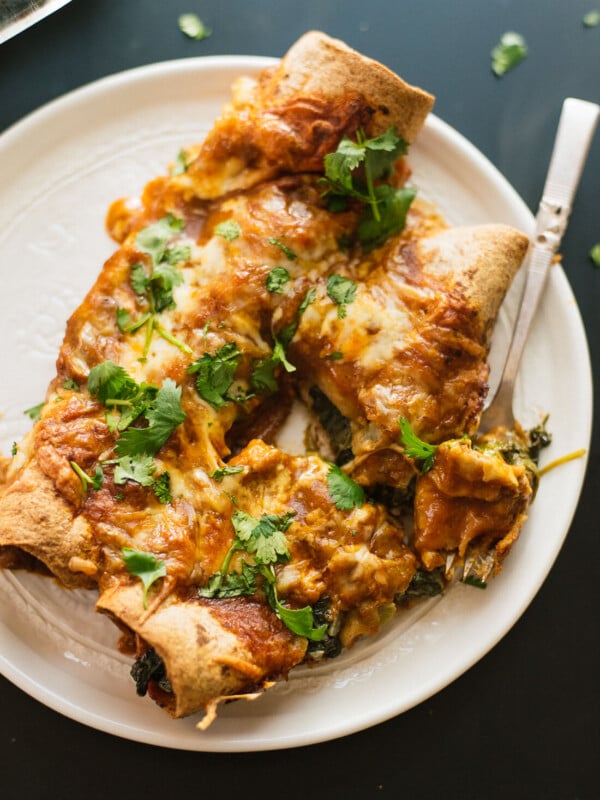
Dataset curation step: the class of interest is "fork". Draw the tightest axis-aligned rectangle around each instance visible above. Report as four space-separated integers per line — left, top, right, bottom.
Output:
479 97 599 433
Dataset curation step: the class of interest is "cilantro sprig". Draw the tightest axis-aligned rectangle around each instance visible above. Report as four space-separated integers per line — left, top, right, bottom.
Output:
321 127 414 250
398 417 437 473
87 361 186 501
199 509 326 641
117 215 192 359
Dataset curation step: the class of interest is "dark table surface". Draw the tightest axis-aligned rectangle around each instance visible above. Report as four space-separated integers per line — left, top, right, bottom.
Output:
1 1 598 798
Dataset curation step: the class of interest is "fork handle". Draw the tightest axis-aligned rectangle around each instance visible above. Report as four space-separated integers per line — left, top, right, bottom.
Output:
492 98 599 417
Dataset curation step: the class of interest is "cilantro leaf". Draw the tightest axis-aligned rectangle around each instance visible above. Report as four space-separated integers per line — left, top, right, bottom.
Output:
250 356 280 393
327 274 357 319
188 341 242 408
398 417 437 472
170 149 189 176
260 565 327 641
63 378 80 391
165 243 191 265
250 335 295 394
153 472 172 504
589 243 600 267
150 260 184 312
198 561 258 598
231 509 294 565
70 461 103 495
211 465 245 482
326 463 365 511
113 454 156 487
178 12 211 40
491 32 528 77
214 220 241 241
357 185 416 251
88 361 139 405
130 262 150 295
115 379 186 458
24 402 44 421
136 215 184 266
266 267 291 293
122 547 166 608
268 237 297 260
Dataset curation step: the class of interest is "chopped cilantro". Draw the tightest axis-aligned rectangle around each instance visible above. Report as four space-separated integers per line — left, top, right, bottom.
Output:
583 10 600 27
326 463 365 511
268 237 297 261
10 442 17 456
357 185 416 250
70 461 104 495
491 32 528 77
178 12 211 40
266 266 291 293
398 417 437 472
122 547 167 608
130 262 150 295
115 379 186 458
153 472 172 504
327 274 357 319
214 220 241 241
325 351 344 360
188 341 242 408
63 378 80 391
136 215 184 266
24 402 44 421
589 243 600 266
113 454 156 487
211 464 245 482
170 149 190 176
250 335 295 394
87 360 140 406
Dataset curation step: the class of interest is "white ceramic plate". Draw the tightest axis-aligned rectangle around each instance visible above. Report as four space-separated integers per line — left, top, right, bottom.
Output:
0 57 591 752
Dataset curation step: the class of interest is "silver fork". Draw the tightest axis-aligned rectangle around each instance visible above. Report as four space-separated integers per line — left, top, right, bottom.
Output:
480 97 599 433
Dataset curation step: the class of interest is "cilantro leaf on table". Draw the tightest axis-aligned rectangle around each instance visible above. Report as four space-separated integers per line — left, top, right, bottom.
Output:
326 274 357 319
491 32 528 77
116 379 186 458
326 464 365 511
188 341 242 408
583 10 600 27
178 13 211 40
122 547 167 608
398 417 437 473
